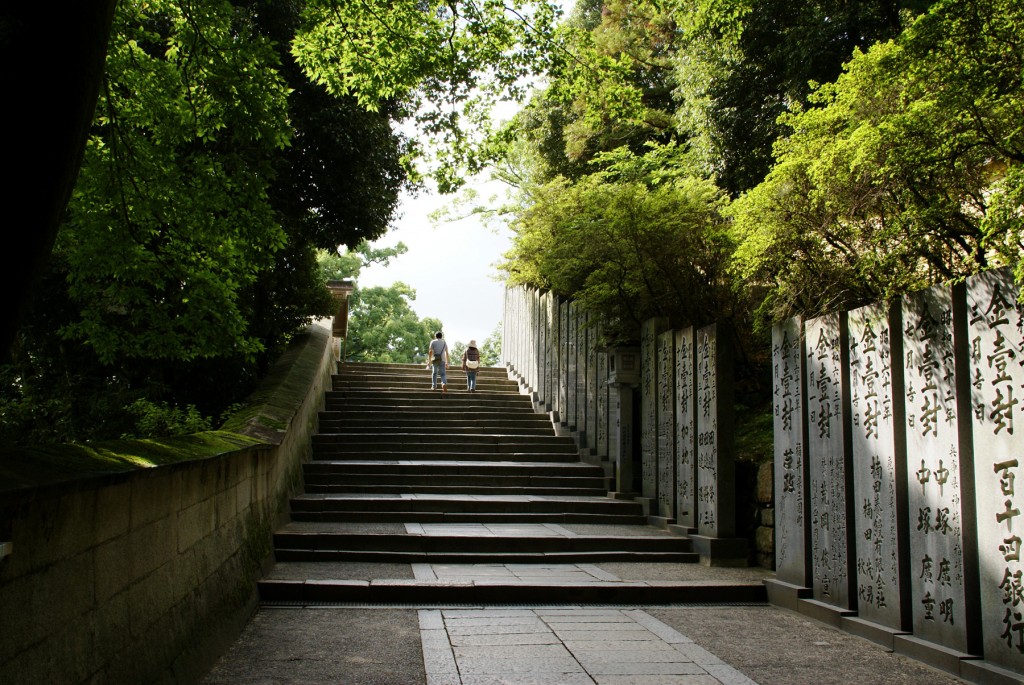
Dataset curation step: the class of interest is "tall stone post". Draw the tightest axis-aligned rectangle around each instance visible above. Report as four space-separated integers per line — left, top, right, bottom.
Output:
765 317 813 608
689 322 748 565
844 301 912 648
800 312 857 625
640 317 670 515
965 267 1024 684
608 346 640 497
894 282 981 670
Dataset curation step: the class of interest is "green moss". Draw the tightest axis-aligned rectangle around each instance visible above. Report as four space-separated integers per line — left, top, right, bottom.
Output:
0 431 266 489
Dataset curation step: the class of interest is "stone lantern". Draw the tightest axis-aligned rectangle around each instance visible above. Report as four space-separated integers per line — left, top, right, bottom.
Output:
326 280 354 359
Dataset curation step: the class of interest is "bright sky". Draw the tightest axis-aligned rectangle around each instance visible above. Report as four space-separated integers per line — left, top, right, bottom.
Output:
356 176 516 349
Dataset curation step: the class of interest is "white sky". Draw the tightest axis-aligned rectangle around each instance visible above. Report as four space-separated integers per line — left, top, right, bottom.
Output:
356 176 515 349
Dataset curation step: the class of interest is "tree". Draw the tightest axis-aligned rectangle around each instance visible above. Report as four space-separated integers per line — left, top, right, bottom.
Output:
672 0 933 195
730 0 1024 324
59 0 293 365
291 0 564 192
501 147 735 343
345 283 442 363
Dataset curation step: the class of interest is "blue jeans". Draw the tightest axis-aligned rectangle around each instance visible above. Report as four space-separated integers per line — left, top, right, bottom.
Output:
466 370 477 390
431 362 447 388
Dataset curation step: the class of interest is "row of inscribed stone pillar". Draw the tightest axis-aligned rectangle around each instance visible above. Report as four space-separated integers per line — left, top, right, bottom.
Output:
639 318 737 542
772 266 1024 677
501 288 612 461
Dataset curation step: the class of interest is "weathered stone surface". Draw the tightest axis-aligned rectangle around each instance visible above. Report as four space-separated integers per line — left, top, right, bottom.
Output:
656 329 676 519
901 283 974 653
757 461 774 504
567 301 578 431
966 267 1022 672
756 526 775 555
641 318 669 501
804 312 852 609
772 318 811 588
675 327 697 529
695 322 735 538
848 301 906 632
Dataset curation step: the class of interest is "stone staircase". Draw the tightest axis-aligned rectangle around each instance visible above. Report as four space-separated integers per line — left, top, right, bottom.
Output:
257 361 768 605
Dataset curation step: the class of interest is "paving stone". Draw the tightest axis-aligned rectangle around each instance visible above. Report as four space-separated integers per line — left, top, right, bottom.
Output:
593 676 721 685
456 656 585 675
449 633 562 647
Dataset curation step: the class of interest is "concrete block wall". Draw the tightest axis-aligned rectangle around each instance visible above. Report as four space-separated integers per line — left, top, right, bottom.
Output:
0 322 337 684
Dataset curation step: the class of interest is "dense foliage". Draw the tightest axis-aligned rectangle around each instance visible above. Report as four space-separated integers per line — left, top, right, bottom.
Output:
496 0 1022 379
4 0 1021 444
1 0 413 444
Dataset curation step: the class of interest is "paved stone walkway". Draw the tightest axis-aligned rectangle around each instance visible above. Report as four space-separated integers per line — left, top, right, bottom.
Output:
419 607 756 685
201 561 972 685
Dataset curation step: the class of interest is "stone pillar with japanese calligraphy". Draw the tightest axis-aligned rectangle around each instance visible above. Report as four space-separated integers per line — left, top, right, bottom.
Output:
846 302 911 646
597 341 610 460
673 326 697 533
558 299 570 427
766 317 813 609
896 282 981 666
803 312 856 621
690 322 747 564
966 267 1020 681
586 315 600 458
567 301 579 432
537 291 549 410
656 329 677 521
640 317 670 508
575 306 588 445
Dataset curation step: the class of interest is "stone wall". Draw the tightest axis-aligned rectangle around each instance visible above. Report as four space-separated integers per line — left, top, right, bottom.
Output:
0 323 337 685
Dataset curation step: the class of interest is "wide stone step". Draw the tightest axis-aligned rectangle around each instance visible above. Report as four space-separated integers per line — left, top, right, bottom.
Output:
303 460 604 477
333 380 520 393
323 397 535 412
318 412 552 426
310 450 582 462
257 579 767 605
290 494 641 515
303 471 606 491
271 531 696 564
320 425 557 438
304 483 608 496
288 510 647 524
313 432 574 446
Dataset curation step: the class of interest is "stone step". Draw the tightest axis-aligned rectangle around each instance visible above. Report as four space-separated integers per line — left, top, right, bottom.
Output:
333 382 524 393
312 432 574 446
304 484 609 497
318 412 552 426
304 471 606 489
258 579 767 605
323 396 535 411
289 494 642 516
309 450 582 462
338 362 506 374
271 531 696 563
288 510 647 524
303 460 604 477
319 425 557 438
